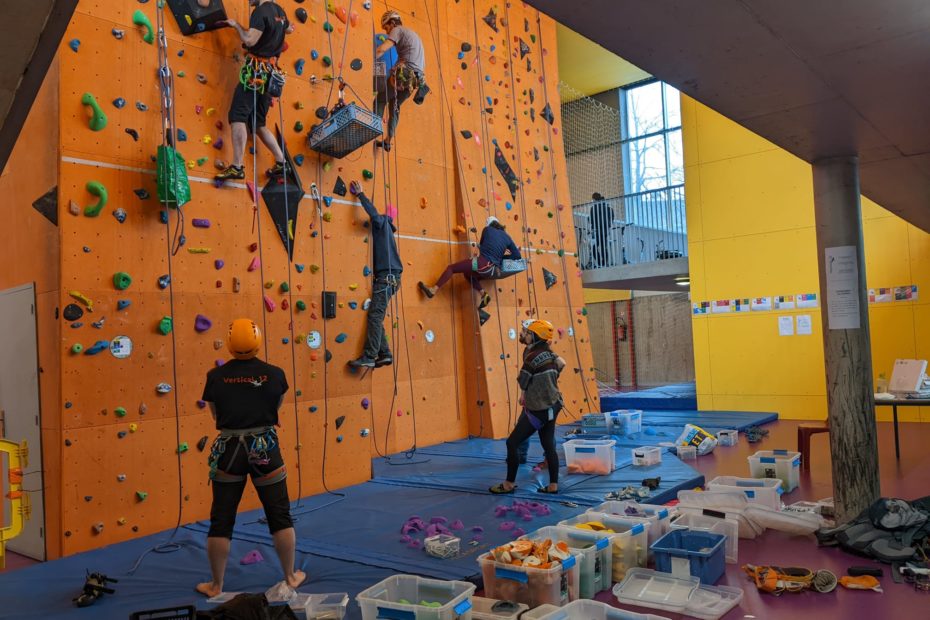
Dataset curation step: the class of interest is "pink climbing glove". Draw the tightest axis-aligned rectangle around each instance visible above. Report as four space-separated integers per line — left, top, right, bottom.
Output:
349 180 362 196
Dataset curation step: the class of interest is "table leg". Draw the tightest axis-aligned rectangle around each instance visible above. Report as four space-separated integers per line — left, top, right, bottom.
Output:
893 405 900 459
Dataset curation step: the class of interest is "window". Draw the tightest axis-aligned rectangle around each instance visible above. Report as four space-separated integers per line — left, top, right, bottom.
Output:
620 81 683 195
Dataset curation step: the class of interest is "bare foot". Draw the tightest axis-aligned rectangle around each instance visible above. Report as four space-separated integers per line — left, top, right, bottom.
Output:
286 570 307 589
196 581 223 598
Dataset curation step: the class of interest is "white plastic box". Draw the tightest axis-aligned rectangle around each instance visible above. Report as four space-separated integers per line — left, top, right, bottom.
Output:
631 446 662 467
677 446 697 461
520 526 613 599
592 501 674 559
533 599 672 620
613 568 743 620
716 430 738 447
607 410 642 436
669 511 739 563
302 593 349 620
706 476 784 510
563 439 616 475
748 449 801 492
356 575 475 620
558 512 650 582
470 597 528 620
478 553 580 608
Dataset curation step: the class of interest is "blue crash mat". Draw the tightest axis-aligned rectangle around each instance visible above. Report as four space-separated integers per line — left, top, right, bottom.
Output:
601 383 698 411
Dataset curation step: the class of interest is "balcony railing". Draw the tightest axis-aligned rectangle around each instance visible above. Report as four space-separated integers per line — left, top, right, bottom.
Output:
572 185 687 270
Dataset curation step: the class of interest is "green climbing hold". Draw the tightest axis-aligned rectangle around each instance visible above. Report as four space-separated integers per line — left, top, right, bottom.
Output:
135 490 148 501
280 282 289 293
177 442 189 454
530 34 537 43
70 343 84 354
113 272 132 290
114 407 127 418
158 316 173 335
83 181 108 217
362 169 373 180
322 55 332 67
81 93 107 131
547 212 554 218
132 9 154 44
177 71 185 77
296 300 306 311
323 21 334 32
557 249 565 257
196 157 208 166
581 307 588 316
294 121 303 132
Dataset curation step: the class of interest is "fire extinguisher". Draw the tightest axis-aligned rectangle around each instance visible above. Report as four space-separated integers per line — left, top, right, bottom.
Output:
617 315 628 341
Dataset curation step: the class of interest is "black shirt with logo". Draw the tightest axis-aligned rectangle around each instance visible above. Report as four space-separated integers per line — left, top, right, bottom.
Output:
247 2 289 58
202 358 289 430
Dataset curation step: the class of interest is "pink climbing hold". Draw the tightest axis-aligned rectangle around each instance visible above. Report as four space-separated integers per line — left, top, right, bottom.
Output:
246 181 258 202
248 256 260 271
194 314 212 332
498 521 516 531
240 549 264 565
263 295 276 312
510 528 526 539
450 519 464 530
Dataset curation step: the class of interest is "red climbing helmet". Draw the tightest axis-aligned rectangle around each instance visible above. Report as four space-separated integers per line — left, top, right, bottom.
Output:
381 10 402 27
228 319 261 360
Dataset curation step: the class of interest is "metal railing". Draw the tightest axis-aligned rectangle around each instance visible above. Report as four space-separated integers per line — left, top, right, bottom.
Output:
572 185 687 270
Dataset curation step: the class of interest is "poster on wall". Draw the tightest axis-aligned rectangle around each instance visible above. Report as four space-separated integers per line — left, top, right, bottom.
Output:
712 299 733 314
796 314 813 335
796 293 819 309
734 298 751 313
894 285 918 301
869 288 893 304
777 315 794 336
692 301 710 315
825 245 861 330
751 297 772 312
774 295 796 310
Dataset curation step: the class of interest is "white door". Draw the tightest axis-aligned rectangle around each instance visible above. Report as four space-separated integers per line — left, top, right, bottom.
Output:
0 283 45 560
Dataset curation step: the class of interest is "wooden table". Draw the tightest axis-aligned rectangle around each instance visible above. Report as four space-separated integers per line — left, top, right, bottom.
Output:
874 397 930 459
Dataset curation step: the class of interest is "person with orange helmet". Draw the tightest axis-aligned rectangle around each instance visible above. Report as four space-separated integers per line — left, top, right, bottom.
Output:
197 319 304 597
490 319 566 495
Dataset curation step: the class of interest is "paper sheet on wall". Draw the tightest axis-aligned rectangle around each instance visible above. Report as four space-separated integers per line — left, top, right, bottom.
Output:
796 314 813 335
796 293 819 309
869 288 892 304
751 297 772 312
778 315 794 336
825 245 861 330
774 295 796 310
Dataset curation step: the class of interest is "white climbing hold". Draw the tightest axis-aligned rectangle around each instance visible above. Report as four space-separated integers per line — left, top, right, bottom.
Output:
306 331 322 349
424 330 435 343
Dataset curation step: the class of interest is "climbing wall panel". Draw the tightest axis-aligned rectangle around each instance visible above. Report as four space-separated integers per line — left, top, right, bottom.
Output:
49 0 593 554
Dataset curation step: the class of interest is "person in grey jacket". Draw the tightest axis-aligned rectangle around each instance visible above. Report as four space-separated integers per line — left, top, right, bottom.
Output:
490 320 565 495
348 181 403 369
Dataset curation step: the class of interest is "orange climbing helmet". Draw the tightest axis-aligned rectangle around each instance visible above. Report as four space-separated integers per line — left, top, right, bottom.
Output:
524 319 554 342
228 319 262 360
381 10 402 27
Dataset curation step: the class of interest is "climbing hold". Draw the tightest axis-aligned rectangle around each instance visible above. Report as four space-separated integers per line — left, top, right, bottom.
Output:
114 407 127 418
336 435 344 443
93 523 104 534
310 264 320 273
322 55 332 67
158 316 173 335
192 218 210 228
279 282 289 293
348 301 357 310
129 422 139 432
194 315 212 333
63 304 84 321
133 188 150 200
323 21 333 33
112 272 132 291
132 9 154 43
135 490 148 501
158 274 171 289
80 93 107 131
248 256 260 271
348 283 358 291
315 106 329 120
322 212 333 222
483 7 498 31
361 398 370 410
177 442 189 454
156 383 172 394
196 73 207 84
360 428 370 437
460 130 472 140
350 58 362 71
263 295 276 312
295 7 308 23
294 119 304 132
294 154 305 166
461 42 472 52
117 474 126 482
233 277 241 292
333 176 347 196
84 340 110 355
540 103 555 125
240 550 264 565
197 436 209 452
83 181 108 217
92 317 105 329
295 300 307 312
68 38 80 52
117 300 131 310
113 97 126 109
70 343 84 354
111 27 125 40
69 291 94 311
334 333 347 343
264 281 275 289
214 259 224 270
335 415 346 429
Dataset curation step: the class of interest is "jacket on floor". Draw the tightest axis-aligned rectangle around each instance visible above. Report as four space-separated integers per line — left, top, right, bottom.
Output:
358 192 403 277
518 340 563 412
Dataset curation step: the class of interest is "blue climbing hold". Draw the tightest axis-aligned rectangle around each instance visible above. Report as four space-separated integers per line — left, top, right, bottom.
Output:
178 235 186 246
83 246 92 253
335 333 347 343
118 431 127 438
117 300 131 310
282 337 289 344
486 96 493 106
196 23 205 32
311 49 319 60
482 167 487 174
309 405 318 412
348 301 358 310
71 322 83 329
506 202 513 211
336 435 344 443
159 210 169 224
490 45 496 52
485 75 491 81
158 274 171 289
295 264 305 273
84 340 110 355
295 58 305 76
177 129 187 141
177 49 184 57
457 52 464 59
113 97 126 108
69 39 80 52
65 401 72 409
323 196 333 207
294 154 305 166
363 266 371 276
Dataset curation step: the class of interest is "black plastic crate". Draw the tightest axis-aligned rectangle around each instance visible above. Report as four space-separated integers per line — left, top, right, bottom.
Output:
308 103 383 159
129 605 196 620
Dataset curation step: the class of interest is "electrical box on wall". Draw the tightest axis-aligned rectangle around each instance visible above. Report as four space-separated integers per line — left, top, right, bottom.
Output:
322 292 336 319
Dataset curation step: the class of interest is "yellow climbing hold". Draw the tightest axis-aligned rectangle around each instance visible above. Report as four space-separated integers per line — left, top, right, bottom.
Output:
310 264 320 273
288 219 295 240
206 107 216 116
322 212 333 222
322 161 332 172
69 291 94 311
348 283 358 291
188 247 211 254
129 423 138 433
264 281 275 289
202 134 212 144
187 159 196 169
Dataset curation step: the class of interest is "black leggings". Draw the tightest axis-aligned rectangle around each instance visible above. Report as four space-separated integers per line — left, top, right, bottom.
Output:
208 439 293 539
506 407 560 485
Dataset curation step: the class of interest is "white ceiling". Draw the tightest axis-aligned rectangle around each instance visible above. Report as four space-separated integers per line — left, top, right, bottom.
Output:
529 0 930 231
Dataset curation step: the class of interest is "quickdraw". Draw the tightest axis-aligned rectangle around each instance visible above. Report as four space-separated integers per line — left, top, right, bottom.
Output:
239 54 283 93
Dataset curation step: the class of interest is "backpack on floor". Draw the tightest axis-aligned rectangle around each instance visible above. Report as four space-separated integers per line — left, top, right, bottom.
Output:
816 496 930 563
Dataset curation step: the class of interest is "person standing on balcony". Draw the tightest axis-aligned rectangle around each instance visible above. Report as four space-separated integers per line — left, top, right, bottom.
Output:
590 192 615 268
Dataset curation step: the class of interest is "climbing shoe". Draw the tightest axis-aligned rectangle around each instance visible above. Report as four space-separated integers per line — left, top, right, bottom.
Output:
376 140 392 152
479 292 492 309
348 356 376 369
214 165 245 181
375 354 393 368
418 281 435 299
267 161 287 177
413 83 431 105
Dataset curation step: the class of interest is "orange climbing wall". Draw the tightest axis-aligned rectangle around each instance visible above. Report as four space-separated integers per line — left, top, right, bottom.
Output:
44 0 595 555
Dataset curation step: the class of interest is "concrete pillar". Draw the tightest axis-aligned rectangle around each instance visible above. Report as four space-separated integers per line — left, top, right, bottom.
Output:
812 156 880 523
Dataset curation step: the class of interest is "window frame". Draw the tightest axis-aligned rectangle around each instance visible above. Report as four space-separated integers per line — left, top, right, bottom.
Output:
618 78 683 195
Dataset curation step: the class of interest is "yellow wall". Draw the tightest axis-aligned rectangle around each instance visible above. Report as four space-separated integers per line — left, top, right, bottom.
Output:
583 288 631 304
556 25 649 97
683 95 930 423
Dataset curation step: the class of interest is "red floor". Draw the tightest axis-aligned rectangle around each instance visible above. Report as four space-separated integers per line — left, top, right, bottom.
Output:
0 550 37 573
596 418 930 618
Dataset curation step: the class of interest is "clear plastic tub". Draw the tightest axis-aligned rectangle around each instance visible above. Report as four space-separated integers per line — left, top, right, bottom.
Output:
478 553 580 608
706 476 784 510
470 597 528 620
356 575 475 620
716 430 738 447
668 511 739 563
681 584 743 620
520 526 613 598
592 501 674 559
613 568 699 614
676 445 697 461
303 593 349 620
532 599 672 620
563 439 616 475
650 529 727 585
606 410 642 436
748 449 801 492
631 446 662 467
558 512 650 582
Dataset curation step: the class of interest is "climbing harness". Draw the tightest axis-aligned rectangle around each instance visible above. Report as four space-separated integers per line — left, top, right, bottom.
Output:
207 427 285 486
239 53 284 95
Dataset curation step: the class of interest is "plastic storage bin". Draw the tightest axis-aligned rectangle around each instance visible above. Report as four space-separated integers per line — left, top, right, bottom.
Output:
559 512 650 582
592 501 673 558
650 529 726 585
581 413 611 435
748 449 801 492
668 511 739 563
520 526 613 599
356 575 475 620
677 446 697 461
706 476 784 510
478 554 579 609
532 599 671 620
302 593 349 620
716 430 738 447
631 446 662 467
606 410 642 436
613 569 742 620
470 597 528 620
563 439 616 475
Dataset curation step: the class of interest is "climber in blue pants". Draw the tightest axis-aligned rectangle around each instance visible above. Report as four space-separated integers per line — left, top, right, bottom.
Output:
348 180 403 369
